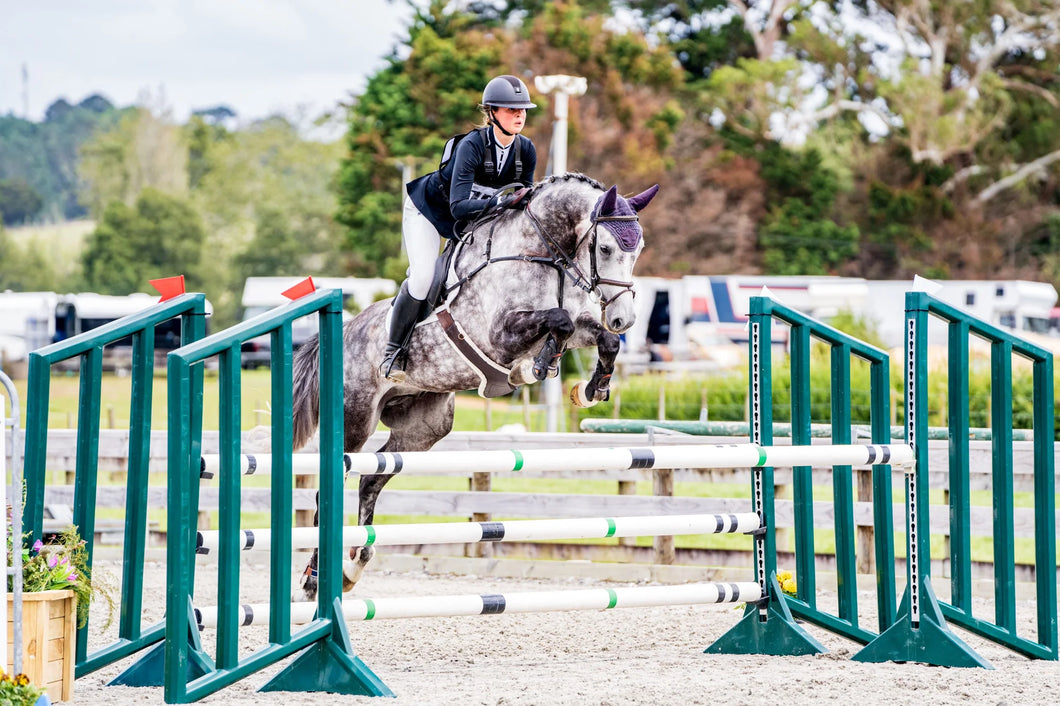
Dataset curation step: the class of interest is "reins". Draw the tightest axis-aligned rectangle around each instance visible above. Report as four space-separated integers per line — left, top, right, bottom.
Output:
446 188 639 317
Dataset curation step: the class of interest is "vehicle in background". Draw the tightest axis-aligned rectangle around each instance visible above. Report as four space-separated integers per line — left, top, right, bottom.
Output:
239 276 397 368
0 290 214 373
53 292 214 370
859 280 1058 347
623 275 867 369
622 276 1059 370
0 291 58 373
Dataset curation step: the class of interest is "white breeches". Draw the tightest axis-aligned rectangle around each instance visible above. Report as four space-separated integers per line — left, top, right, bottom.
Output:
402 197 443 300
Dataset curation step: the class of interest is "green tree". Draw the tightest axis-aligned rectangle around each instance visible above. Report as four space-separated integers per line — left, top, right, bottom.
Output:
0 178 44 225
336 1 506 277
80 189 205 294
0 96 121 220
0 227 58 291
78 107 188 218
188 115 346 325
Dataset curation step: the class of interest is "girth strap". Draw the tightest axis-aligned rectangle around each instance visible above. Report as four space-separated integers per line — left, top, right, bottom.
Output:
436 308 516 399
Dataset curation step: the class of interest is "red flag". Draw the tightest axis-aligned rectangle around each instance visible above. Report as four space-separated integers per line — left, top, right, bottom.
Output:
282 277 316 301
150 275 186 302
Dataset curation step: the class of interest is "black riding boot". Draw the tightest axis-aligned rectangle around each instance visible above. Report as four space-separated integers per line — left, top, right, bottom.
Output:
380 285 427 382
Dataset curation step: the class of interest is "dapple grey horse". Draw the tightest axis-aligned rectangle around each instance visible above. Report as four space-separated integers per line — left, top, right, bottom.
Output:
291 173 658 600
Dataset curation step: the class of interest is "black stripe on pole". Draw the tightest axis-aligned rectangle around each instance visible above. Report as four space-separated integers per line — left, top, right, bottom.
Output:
714 515 725 533
195 532 209 555
480 595 506 614
880 445 891 464
479 522 506 541
629 449 655 469
244 530 255 550
343 454 352 474
246 454 257 475
728 582 741 602
242 605 254 626
392 454 403 473
199 457 213 480
374 453 387 474
865 446 878 465
194 608 202 627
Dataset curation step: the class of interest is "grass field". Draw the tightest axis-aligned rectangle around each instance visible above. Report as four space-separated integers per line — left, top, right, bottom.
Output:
8 219 95 282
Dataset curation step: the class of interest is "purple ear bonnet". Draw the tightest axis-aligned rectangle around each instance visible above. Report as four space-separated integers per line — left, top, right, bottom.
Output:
592 186 642 252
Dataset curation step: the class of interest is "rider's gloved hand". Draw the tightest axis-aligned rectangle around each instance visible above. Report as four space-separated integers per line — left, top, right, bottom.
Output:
485 188 529 213
500 188 529 210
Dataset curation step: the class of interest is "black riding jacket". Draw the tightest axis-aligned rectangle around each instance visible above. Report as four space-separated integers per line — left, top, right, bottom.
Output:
406 126 537 238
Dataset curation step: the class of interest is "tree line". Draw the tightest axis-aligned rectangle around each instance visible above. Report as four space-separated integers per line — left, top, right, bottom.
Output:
1 0 1058 329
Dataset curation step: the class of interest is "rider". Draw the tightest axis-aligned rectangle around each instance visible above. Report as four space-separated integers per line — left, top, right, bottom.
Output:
380 74 539 381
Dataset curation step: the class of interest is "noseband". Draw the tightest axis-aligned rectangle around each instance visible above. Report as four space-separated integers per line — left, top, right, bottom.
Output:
524 198 639 318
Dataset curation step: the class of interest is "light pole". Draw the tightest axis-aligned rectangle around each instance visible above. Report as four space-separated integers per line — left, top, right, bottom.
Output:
534 75 587 432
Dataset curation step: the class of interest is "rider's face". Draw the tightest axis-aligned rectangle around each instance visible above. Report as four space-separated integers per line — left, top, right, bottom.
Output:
493 107 526 134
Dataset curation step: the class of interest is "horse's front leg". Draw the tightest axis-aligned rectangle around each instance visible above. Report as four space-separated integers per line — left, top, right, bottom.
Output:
494 308 575 382
570 317 620 407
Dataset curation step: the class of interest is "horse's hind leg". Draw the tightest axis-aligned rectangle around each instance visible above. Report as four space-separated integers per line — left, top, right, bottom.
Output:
296 392 380 603
342 391 456 590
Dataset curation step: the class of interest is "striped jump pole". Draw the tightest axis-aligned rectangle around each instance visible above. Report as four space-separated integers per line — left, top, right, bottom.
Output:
195 513 762 555
195 582 763 629
200 443 913 478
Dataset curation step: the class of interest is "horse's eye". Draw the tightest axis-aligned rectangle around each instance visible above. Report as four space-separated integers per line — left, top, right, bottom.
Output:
599 244 613 257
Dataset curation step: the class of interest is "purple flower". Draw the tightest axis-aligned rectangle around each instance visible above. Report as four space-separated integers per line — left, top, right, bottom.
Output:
66 573 77 582
32 540 43 553
48 554 58 568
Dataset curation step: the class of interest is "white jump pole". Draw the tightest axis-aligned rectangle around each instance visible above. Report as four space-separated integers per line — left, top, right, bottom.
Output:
195 581 763 628
195 512 762 555
200 442 912 478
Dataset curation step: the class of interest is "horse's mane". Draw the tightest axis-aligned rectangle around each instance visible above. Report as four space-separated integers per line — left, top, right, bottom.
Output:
527 172 605 198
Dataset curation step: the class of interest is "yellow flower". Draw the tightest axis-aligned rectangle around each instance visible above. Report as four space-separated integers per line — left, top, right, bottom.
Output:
776 570 792 583
15 673 30 686
781 578 797 596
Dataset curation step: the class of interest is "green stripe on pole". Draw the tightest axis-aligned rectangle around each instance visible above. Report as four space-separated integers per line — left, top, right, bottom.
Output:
364 599 376 620
605 519 617 538
364 526 376 546
754 444 767 467
512 450 524 471
606 589 618 609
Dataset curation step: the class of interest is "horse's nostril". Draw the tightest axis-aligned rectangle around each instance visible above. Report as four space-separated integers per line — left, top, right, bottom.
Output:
611 318 624 331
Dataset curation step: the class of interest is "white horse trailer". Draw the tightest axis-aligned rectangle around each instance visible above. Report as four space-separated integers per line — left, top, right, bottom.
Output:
239 276 397 368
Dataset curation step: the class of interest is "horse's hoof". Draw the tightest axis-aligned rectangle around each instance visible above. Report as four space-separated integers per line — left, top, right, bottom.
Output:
292 587 316 603
569 381 599 408
508 359 536 386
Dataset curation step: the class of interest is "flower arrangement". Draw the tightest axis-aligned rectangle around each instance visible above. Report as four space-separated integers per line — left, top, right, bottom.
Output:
0 669 45 706
777 569 797 597
10 526 113 629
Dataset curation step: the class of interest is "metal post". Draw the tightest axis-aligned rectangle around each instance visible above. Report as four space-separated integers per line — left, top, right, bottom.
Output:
534 74 587 433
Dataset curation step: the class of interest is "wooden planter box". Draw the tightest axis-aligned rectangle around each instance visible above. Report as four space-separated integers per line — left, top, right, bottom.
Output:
7 590 76 703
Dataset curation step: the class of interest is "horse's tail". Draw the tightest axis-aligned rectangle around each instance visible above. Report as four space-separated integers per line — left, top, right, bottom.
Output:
292 333 321 450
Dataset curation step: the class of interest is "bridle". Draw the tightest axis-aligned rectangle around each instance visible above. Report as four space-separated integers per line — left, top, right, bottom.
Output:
524 196 639 317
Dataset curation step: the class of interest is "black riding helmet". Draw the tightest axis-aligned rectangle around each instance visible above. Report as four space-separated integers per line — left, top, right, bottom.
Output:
482 75 537 110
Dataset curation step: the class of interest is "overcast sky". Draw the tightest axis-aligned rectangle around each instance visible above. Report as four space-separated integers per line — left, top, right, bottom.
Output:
0 1 413 125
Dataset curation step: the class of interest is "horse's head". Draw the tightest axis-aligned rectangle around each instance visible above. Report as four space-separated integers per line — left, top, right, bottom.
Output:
585 183 658 333
519 175 658 334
